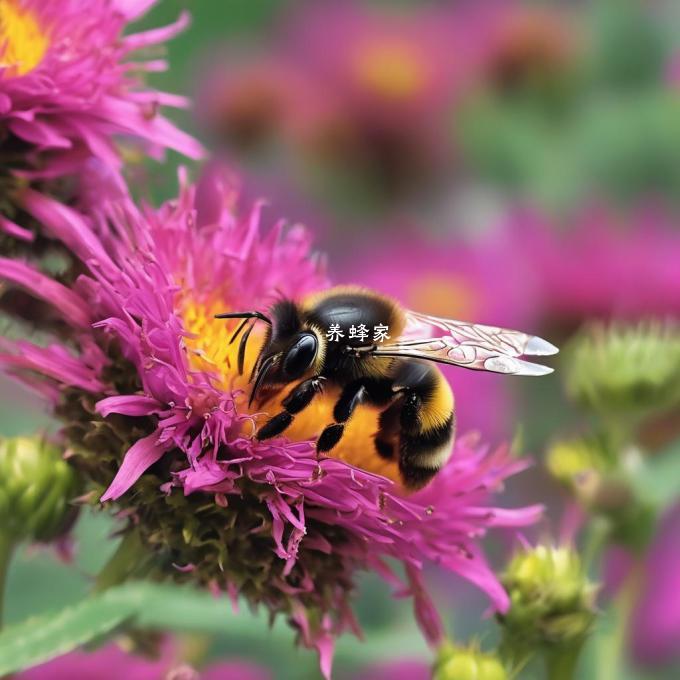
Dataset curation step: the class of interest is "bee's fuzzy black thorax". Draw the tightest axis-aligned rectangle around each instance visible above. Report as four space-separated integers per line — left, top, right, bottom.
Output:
303 285 406 342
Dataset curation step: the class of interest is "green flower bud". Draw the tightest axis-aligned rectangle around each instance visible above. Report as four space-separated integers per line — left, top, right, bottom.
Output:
546 433 614 489
499 546 597 648
0 435 81 543
434 643 508 680
565 321 680 421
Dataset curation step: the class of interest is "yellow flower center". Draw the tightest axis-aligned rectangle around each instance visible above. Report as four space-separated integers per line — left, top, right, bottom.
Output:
406 274 477 320
182 299 403 484
352 41 428 101
0 0 49 77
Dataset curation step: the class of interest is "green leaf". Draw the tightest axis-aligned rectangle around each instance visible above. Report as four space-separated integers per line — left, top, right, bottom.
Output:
0 581 291 675
0 587 137 675
0 578 430 676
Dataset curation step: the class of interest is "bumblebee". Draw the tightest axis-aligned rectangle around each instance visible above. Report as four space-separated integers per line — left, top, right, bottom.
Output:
217 286 557 490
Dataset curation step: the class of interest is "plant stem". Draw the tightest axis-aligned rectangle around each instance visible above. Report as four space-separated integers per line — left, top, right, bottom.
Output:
598 563 641 680
545 642 583 680
499 638 535 679
0 533 15 631
582 516 610 572
93 527 149 593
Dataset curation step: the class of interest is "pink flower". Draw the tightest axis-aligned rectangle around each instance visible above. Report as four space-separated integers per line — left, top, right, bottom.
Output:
349 659 430 680
280 1 472 126
0 164 540 677
604 502 680 669
197 1 481 193
515 205 680 328
17 644 172 680
665 49 680 89
197 55 318 153
473 1 579 93
18 640 271 680
0 0 202 194
630 502 680 667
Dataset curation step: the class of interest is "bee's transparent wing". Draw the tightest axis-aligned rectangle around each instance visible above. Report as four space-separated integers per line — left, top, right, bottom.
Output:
372 310 558 376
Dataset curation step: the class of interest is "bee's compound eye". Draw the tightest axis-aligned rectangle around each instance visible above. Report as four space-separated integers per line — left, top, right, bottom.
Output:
282 333 318 378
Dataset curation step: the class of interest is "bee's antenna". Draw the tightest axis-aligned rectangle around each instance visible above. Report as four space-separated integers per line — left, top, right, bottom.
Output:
237 321 255 375
214 311 272 345
249 355 275 407
215 311 272 323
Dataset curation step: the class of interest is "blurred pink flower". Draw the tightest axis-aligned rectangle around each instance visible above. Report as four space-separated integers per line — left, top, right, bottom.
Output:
200 661 271 680
21 643 428 680
198 1 483 193
515 206 680 327
473 1 579 93
18 641 271 680
0 0 201 195
665 49 680 89
0 164 541 677
18 644 173 680
603 502 680 669
281 1 472 125
349 658 430 680
197 55 315 152
630 501 680 667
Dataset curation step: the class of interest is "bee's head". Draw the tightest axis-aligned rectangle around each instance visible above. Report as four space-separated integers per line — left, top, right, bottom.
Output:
249 300 322 405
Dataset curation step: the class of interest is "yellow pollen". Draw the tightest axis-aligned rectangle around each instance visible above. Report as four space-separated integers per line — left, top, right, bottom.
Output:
182 299 403 485
352 41 428 101
406 274 478 320
0 0 49 77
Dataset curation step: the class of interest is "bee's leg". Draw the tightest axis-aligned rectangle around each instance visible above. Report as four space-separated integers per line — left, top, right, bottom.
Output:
374 361 455 490
255 376 325 440
316 381 368 453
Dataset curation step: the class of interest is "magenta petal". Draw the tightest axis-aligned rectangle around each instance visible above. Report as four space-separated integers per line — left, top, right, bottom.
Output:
9 118 73 149
123 11 191 51
0 340 105 392
353 660 431 680
0 258 90 328
201 662 272 680
17 641 173 680
21 189 115 270
113 0 158 21
406 564 445 646
314 618 335 680
601 545 635 600
101 433 168 502
0 215 34 241
195 160 235 228
96 395 163 417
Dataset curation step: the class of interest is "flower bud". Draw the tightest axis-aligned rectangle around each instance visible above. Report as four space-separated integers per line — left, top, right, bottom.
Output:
565 321 680 420
546 434 613 489
0 435 81 543
499 545 597 648
434 643 508 680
